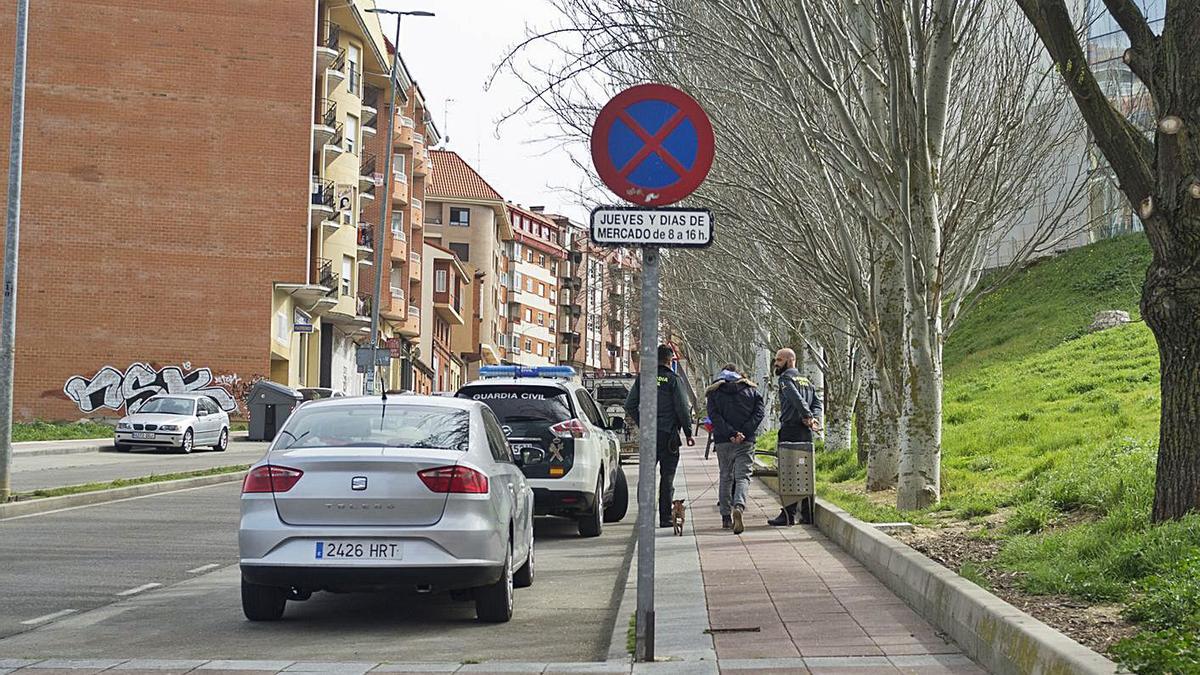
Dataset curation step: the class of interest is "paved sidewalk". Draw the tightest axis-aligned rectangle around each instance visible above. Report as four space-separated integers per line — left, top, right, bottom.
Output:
681 436 985 674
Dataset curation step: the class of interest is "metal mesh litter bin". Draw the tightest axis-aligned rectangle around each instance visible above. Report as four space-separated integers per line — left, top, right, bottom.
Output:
776 441 815 524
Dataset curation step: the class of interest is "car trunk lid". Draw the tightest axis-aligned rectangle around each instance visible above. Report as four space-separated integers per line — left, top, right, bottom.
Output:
270 446 466 526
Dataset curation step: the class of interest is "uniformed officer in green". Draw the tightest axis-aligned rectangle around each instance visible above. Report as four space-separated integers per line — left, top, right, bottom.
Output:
768 347 823 526
624 344 695 527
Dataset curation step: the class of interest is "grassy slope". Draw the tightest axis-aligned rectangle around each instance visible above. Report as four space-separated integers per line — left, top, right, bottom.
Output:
811 235 1199 671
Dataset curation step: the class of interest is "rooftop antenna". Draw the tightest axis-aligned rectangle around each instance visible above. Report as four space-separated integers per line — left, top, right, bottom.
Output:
443 98 455 146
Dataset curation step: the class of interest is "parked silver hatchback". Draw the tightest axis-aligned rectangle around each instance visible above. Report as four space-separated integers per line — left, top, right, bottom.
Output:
238 395 535 623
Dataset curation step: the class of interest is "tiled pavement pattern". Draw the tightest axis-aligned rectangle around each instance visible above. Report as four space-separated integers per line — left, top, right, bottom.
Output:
682 436 986 674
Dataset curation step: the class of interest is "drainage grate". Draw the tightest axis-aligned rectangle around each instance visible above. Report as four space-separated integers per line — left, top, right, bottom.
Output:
704 627 762 634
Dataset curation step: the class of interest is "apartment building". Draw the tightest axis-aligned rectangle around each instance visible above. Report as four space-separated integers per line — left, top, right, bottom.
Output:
502 206 565 367
550 215 587 371
0 1 414 420
583 248 639 374
420 242 469 391
424 150 513 379
368 68 440 394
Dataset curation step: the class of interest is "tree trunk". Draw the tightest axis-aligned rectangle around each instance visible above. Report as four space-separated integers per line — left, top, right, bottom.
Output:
855 386 871 466
1143 254 1200 521
898 331 943 510
822 320 858 453
865 249 905 490
861 365 901 491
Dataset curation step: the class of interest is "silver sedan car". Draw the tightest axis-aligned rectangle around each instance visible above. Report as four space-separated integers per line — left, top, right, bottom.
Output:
114 393 230 453
238 395 535 623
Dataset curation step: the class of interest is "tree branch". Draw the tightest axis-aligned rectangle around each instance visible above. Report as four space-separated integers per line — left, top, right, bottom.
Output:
1016 0 1155 206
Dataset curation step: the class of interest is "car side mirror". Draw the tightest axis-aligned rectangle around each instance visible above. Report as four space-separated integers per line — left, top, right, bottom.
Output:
197 410 208 417
521 447 544 466
609 417 625 431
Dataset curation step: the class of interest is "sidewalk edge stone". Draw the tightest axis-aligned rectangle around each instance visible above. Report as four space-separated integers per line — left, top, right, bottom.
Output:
810 494 1121 675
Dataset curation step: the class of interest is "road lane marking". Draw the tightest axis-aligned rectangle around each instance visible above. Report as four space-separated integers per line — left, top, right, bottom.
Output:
0 481 237 521
20 609 77 625
116 583 162 597
187 563 220 574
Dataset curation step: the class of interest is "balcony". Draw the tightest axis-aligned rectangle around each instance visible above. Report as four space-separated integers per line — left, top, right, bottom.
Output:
390 233 408 260
323 121 346 157
559 290 577 307
359 181 375 203
316 20 340 69
395 115 415 148
313 98 336 146
397 306 421 337
356 293 373 319
324 50 347 93
392 171 409 205
413 151 429 177
434 292 464 326
409 252 421 280
363 87 380 136
309 177 335 227
413 132 425 154
359 153 377 189
357 223 375 258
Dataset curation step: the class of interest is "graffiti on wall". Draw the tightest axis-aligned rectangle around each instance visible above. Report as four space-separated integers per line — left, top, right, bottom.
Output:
64 363 240 415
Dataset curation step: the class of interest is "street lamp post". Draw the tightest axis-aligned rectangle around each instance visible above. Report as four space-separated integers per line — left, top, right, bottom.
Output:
0 0 31 502
365 7 433 395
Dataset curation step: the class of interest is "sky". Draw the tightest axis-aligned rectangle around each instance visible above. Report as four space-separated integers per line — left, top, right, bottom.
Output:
375 0 595 222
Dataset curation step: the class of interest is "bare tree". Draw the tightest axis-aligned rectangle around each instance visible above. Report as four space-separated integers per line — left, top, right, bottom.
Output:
498 0 1090 509
1016 0 1200 521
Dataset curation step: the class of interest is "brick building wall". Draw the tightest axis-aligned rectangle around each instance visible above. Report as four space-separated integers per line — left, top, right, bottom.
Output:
0 1 315 420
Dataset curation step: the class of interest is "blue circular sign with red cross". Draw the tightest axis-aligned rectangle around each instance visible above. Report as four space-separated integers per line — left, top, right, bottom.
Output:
590 83 715 207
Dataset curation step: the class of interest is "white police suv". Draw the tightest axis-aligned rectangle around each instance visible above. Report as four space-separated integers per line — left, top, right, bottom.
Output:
457 366 629 537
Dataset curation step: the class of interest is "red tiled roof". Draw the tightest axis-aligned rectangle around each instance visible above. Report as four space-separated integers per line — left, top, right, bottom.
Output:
428 150 504 202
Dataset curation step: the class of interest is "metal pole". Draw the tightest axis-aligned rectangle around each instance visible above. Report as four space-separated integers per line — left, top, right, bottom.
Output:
368 16 402 396
634 245 659 662
0 0 30 502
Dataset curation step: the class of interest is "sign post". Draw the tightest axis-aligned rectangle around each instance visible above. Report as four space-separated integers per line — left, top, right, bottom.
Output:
589 83 713 663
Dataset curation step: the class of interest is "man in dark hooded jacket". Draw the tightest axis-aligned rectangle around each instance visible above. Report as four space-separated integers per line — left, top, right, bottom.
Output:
625 344 695 527
706 364 765 534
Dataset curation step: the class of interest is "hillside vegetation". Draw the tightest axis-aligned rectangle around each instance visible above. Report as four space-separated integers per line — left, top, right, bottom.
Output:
804 235 1199 672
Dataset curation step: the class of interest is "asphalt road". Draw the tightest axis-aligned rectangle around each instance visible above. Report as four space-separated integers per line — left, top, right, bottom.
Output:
9 441 270 492
0 474 637 663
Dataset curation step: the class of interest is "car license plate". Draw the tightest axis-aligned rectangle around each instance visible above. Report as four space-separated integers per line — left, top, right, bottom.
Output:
132 432 154 439
314 541 402 560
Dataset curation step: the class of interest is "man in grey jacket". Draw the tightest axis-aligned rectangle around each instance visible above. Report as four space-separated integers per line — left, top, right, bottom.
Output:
768 347 824 526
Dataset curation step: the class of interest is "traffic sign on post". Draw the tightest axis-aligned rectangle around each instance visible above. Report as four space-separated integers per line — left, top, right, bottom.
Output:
589 83 715 664
590 206 712 247
590 83 714 207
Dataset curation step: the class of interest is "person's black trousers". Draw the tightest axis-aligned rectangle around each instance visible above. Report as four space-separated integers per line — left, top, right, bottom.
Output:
656 431 681 525
779 426 814 523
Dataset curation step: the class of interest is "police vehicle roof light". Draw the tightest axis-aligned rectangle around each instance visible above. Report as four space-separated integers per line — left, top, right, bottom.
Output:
479 365 577 379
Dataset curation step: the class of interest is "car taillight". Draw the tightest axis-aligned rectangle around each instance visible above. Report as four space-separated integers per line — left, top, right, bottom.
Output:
549 418 587 439
242 465 304 494
418 466 489 494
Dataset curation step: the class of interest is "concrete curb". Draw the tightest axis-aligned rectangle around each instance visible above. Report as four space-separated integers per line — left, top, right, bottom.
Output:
810 493 1121 675
13 431 251 458
0 471 246 519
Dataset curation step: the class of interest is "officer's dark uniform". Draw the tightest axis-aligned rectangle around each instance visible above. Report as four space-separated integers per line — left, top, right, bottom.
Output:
773 367 823 524
624 362 693 526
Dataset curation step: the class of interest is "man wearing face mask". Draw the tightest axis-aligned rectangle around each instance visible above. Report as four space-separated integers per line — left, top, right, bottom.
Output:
768 347 824 526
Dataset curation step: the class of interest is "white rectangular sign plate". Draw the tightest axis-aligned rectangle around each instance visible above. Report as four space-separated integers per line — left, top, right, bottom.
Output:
590 207 713 247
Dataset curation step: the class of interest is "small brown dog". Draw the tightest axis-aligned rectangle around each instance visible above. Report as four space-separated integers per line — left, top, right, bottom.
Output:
671 499 686 536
